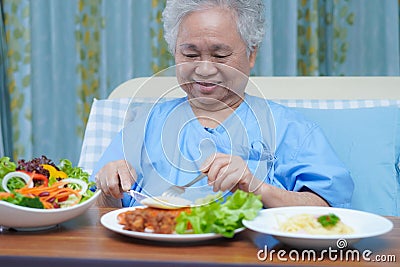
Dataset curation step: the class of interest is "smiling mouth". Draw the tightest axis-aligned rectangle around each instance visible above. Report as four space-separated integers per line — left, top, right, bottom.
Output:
196 81 219 87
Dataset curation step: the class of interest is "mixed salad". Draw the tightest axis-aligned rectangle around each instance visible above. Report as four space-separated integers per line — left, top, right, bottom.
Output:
0 156 95 209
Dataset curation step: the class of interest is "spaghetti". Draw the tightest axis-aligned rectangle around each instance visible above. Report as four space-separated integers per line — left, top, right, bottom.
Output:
278 213 354 235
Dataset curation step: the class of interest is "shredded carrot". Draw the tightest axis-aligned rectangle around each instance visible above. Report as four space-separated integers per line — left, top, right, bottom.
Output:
0 192 14 199
15 180 82 209
1 172 83 209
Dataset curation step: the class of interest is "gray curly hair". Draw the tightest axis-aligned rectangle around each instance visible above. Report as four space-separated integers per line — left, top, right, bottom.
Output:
162 0 265 55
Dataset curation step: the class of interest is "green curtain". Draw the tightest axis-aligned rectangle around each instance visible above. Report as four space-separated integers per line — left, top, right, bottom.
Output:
3 0 31 160
0 0 12 158
150 0 174 74
296 0 355 75
75 0 104 137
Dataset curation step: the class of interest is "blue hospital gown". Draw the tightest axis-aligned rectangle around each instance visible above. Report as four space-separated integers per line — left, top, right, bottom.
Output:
91 94 354 208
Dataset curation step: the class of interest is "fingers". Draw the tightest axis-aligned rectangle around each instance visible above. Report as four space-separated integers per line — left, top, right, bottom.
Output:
95 160 136 199
200 153 215 173
203 153 250 192
204 154 229 183
118 163 137 192
212 167 241 192
201 153 229 173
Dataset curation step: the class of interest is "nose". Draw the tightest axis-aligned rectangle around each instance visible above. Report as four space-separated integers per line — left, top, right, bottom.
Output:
194 60 218 77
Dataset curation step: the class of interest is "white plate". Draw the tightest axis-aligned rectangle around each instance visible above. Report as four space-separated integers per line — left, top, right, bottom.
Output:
0 190 101 231
242 206 393 249
101 207 245 242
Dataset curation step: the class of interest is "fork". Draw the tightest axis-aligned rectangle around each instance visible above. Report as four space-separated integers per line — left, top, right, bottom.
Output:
127 189 149 203
162 173 207 197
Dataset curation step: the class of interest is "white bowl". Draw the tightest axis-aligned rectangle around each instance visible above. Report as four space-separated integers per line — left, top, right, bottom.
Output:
0 190 101 231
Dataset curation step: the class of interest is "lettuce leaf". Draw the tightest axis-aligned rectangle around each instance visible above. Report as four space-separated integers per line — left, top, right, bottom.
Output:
2 192 44 209
58 159 95 202
0 157 17 191
175 190 263 237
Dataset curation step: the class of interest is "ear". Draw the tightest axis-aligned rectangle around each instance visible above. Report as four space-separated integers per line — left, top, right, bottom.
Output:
249 47 258 69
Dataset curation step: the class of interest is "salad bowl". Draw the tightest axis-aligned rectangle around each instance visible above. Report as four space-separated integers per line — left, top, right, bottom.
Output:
0 190 101 231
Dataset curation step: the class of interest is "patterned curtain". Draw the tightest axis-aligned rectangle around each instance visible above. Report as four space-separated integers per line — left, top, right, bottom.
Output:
254 0 399 76
0 0 12 158
3 0 30 160
296 0 355 75
150 0 174 74
1 0 399 164
75 0 104 136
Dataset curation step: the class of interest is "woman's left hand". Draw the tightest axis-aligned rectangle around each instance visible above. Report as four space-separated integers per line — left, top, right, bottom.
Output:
201 153 263 193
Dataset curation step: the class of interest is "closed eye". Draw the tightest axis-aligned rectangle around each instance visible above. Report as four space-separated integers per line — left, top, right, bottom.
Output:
183 54 199 58
214 55 229 59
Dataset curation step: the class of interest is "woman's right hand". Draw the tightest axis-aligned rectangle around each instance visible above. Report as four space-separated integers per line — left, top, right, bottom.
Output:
95 160 137 199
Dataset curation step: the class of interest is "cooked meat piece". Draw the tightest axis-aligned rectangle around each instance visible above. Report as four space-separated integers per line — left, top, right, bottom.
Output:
118 210 146 232
118 207 190 234
155 211 178 234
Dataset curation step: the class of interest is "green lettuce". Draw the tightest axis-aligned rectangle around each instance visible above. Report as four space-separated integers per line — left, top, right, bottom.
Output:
0 157 17 192
175 190 263 237
57 159 96 202
2 192 44 209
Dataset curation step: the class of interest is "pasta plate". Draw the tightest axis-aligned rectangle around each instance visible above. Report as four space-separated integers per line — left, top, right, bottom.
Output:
242 206 393 249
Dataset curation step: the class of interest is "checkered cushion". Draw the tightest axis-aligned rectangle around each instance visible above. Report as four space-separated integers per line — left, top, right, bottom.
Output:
78 99 128 173
78 98 167 173
274 99 400 109
78 98 400 174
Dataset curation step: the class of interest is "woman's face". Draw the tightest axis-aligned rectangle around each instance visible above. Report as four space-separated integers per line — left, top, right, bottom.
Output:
174 7 257 110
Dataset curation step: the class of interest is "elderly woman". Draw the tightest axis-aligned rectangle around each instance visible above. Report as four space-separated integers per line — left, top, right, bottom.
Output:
92 0 353 208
